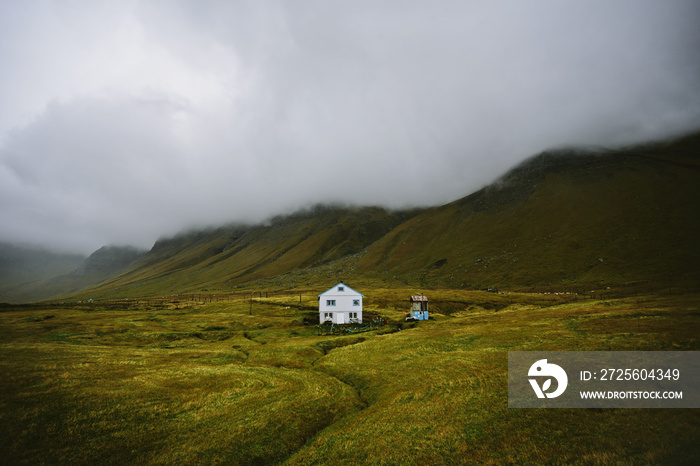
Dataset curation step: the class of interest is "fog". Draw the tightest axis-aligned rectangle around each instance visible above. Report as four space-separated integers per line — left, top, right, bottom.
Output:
1 1 699 253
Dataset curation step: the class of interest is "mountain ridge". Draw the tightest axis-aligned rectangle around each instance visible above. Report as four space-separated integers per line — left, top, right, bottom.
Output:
357 132 700 289
0 244 145 303
2 131 698 302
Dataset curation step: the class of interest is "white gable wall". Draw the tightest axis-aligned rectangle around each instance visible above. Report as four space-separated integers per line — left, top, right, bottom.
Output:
319 283 363 324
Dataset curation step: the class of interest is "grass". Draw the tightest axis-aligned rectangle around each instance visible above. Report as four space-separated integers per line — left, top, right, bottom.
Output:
1 287 698 464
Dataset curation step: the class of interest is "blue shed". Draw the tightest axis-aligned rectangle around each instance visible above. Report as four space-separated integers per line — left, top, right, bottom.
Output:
409 295 429 320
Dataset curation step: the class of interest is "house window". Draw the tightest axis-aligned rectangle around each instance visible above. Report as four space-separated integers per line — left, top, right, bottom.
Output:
338 286 344 292
324 312 333 321
350 312 357 319
326 300 336 306
353 299 360 306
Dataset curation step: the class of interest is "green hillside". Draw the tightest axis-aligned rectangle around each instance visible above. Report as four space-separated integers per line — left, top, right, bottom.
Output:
9 131 700 302
0 244 86 303
358 132 700 290
0 245 145 303
78 205 420 298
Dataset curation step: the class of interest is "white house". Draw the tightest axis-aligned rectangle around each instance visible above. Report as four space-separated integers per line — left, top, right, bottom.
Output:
318 282 363 324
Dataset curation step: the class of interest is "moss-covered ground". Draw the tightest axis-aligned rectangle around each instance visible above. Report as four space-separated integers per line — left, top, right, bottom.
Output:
1 287 698 464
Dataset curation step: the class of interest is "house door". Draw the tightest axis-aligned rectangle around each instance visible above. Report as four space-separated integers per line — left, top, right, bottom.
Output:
336 313 345 324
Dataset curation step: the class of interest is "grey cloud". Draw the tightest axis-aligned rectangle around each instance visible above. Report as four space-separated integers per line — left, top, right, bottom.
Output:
1 0 699 253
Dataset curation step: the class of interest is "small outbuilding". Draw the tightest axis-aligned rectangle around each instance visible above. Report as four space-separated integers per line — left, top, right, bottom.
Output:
318 282 363 324
409 295 429 320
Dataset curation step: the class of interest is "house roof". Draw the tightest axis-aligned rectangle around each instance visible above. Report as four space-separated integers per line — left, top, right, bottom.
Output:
410 295 428 301
318 282 365 297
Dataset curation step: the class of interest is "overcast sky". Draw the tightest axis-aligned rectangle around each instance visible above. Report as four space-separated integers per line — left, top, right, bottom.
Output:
1 1 699 253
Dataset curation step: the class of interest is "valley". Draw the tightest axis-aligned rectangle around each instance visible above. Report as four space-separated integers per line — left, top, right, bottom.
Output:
1 287 698 464
1 132 698 464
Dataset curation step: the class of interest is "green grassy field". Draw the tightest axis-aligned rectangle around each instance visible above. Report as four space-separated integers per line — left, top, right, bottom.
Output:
1 287 698 464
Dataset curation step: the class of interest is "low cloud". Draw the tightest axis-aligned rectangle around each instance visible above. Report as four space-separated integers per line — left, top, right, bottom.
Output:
1 0 699 253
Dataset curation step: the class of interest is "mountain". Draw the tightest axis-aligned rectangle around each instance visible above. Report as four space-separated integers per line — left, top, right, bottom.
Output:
0 244 85 303
2 131 699 301
0 245 144 303
77 246 145 276
77 205 421 298
358 132 700 290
